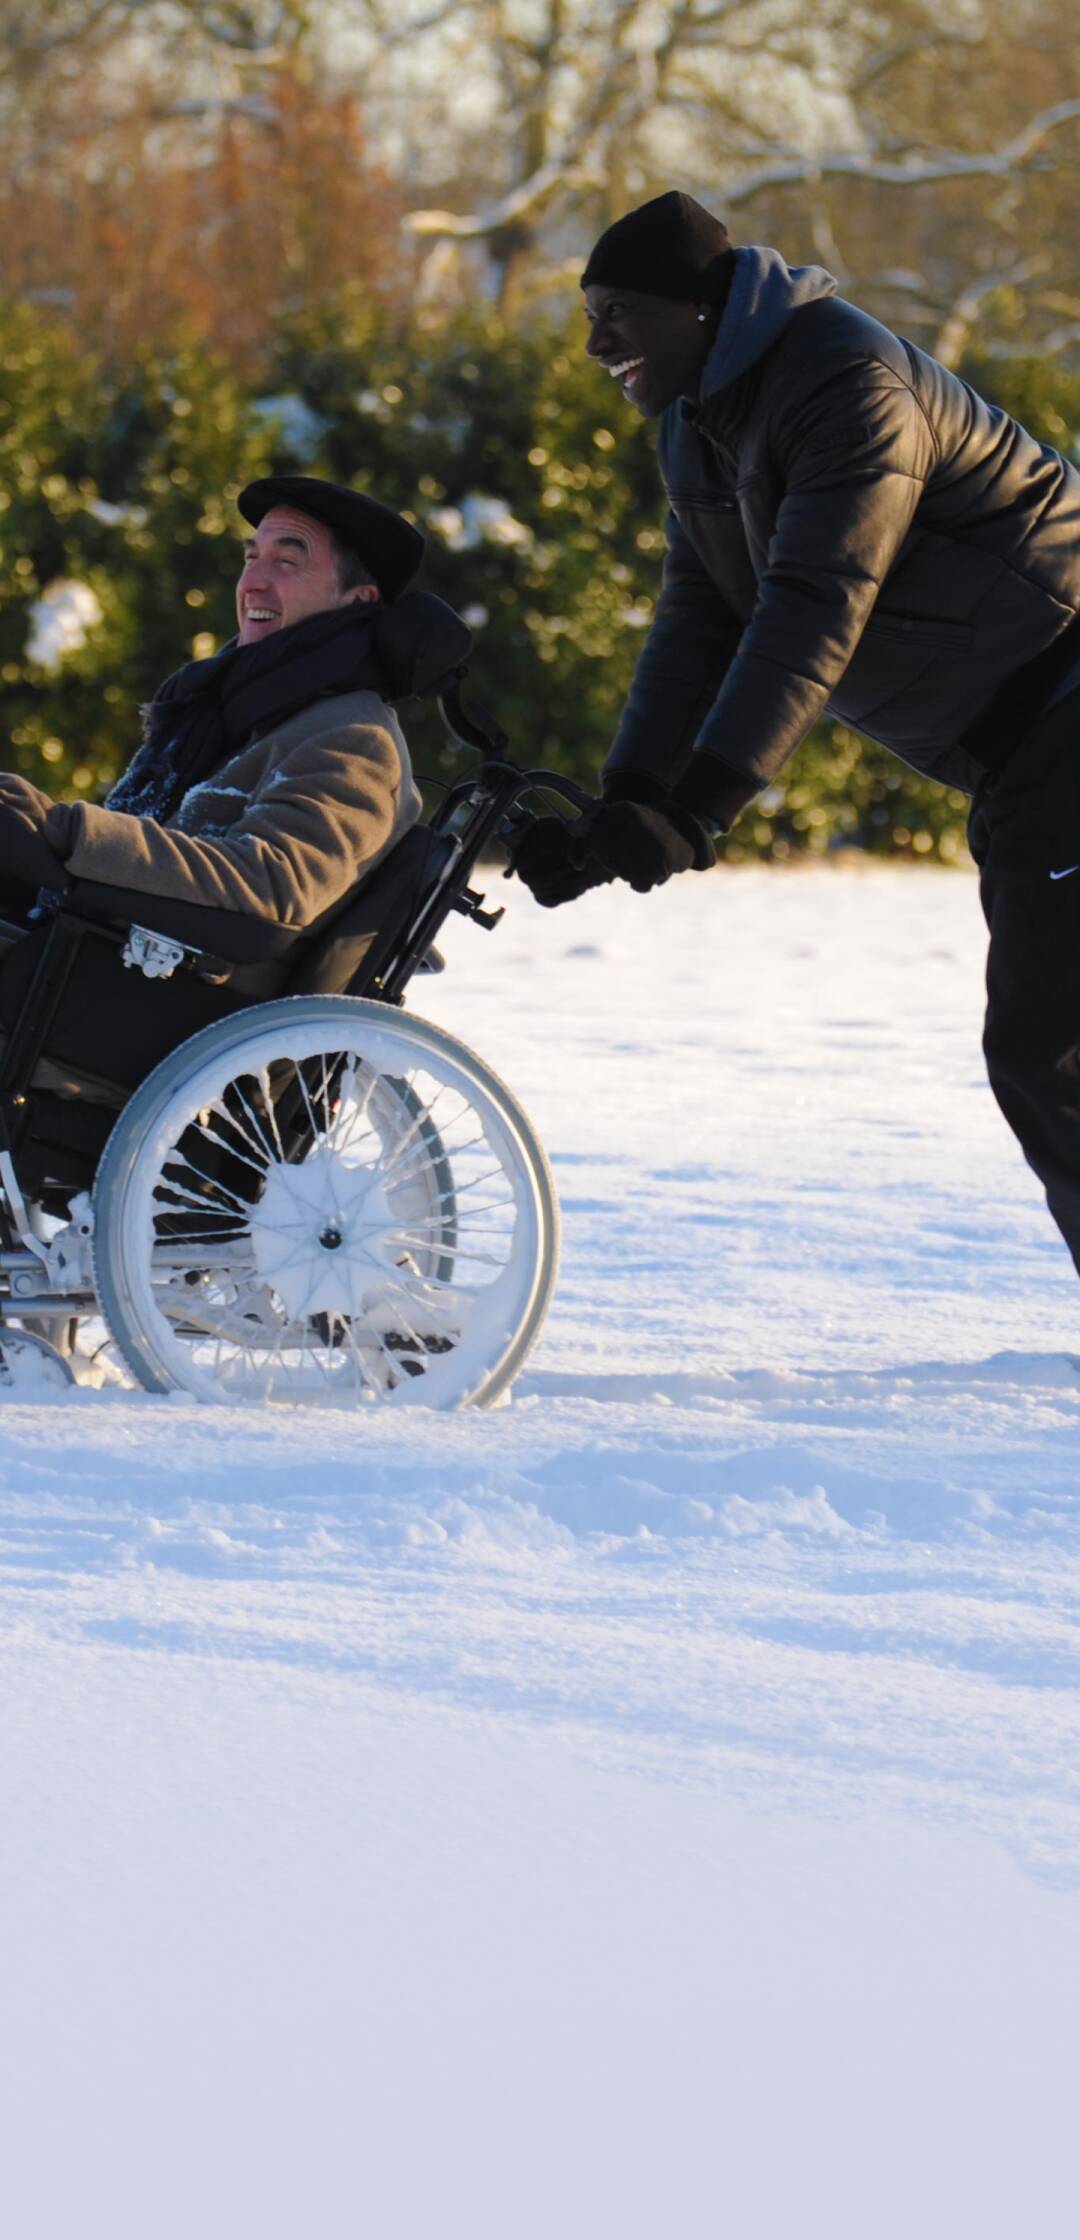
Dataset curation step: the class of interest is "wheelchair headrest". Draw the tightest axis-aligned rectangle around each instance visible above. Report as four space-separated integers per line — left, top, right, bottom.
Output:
371 590 472 701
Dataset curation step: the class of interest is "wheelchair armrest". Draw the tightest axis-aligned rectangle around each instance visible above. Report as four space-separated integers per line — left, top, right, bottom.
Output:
63 879 300 965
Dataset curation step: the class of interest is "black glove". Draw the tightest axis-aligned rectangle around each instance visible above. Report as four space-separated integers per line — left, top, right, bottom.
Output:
584 799 714 892
509 815 611 909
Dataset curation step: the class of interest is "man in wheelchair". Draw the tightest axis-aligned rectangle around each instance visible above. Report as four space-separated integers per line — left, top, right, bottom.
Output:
0 474 469 1211
0 477 560 1404
0 475 425 958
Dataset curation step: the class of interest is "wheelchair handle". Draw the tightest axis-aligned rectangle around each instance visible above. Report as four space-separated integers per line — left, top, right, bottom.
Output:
518 769 596 814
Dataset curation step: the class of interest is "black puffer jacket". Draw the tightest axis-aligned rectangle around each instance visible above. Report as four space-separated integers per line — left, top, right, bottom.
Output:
607 248 1080 822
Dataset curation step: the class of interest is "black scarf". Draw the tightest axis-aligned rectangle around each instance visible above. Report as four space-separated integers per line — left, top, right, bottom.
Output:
107 604 389 822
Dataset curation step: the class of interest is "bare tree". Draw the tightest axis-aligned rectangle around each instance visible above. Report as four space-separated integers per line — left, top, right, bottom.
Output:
0 0 314 147
0 0 406 365
328 0 1080 354
1 0 1077 360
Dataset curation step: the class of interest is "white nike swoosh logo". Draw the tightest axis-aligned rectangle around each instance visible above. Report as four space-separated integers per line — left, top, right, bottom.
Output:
1050 866 1080 880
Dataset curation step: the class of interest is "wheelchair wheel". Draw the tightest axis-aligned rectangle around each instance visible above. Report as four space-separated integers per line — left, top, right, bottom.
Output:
0 1326 76 1395
90 996 559 1408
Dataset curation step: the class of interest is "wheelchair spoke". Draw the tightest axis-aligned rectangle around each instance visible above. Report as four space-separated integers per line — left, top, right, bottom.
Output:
92 998 558 1408
156 1164 255 1220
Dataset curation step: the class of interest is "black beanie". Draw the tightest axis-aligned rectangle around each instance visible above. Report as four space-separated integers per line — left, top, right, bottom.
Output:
581 191 734 303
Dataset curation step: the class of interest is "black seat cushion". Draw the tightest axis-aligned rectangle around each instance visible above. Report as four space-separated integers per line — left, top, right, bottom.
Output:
0 822 454 1206
0 919 248 1091
62 880 299 965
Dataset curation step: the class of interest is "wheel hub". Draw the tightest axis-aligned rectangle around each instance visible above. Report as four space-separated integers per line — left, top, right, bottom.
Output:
247 1150 398 1320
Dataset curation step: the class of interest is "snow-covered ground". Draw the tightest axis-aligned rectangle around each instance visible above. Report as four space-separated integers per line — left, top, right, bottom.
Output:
4 865 1080 2237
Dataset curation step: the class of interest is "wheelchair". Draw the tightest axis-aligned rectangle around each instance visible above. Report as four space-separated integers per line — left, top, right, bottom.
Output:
0 595 591 1408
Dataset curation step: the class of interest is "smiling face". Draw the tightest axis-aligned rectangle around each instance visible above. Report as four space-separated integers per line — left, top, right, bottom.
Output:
235 505 379 645
583 284 716 418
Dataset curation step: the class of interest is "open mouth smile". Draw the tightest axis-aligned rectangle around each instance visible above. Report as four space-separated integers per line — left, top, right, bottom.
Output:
606 356 645 385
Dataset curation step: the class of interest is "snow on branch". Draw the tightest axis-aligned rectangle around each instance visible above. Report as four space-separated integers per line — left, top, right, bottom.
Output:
402 92 1080 248
723 99 1080 205
931 257 1050 367
403 160 598 239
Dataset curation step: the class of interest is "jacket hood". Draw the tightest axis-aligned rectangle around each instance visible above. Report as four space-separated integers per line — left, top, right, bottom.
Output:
702 246 837 393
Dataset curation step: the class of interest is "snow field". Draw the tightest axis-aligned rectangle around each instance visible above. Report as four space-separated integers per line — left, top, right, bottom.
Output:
3 865 1079 2235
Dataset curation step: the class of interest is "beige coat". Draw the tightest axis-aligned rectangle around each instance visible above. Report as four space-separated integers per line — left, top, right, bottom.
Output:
0 690 421 934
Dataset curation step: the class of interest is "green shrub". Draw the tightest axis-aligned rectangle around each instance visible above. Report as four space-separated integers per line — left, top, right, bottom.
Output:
2 294 1076 865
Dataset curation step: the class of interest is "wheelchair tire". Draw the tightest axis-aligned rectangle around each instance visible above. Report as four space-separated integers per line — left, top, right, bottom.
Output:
90 995 559 1409
0 1326 76 1395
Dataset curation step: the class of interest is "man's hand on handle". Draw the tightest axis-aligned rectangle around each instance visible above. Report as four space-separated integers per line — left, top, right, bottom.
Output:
508 816 613 908
582 797 714 891
509 769 715 907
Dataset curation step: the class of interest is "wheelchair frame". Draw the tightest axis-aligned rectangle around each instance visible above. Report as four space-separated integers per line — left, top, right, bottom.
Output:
0 680 592 1403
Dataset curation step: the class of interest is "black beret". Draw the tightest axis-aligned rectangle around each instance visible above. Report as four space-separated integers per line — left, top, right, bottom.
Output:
237 475 425 603
581 191 734 304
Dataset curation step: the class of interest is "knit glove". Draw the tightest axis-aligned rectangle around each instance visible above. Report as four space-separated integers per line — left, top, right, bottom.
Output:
584 798 715 892
509 815 612 909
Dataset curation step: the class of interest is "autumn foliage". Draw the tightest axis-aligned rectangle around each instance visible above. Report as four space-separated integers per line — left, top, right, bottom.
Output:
0 58 410 372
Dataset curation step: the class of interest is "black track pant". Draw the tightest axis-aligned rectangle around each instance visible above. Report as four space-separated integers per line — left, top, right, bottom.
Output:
969 686 1080 1275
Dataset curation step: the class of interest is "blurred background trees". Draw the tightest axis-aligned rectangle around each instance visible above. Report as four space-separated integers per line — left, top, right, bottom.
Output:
0 0 1078 856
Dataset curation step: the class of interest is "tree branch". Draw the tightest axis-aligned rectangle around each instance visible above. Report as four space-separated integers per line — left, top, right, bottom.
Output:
403 87 1080 249
721 98 1080 206
853 30 984 95
931 257 1050 366
983 321 1080 360
404 158 598 238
